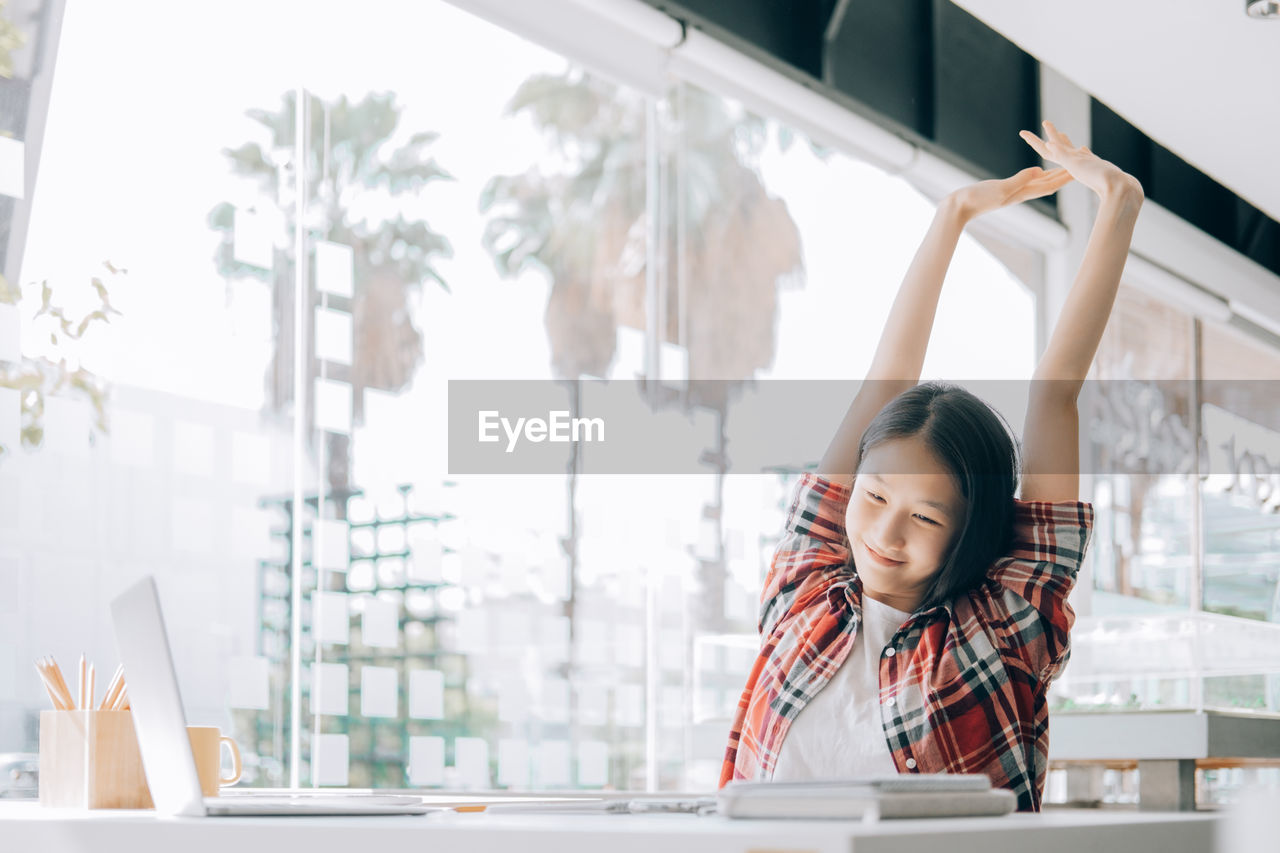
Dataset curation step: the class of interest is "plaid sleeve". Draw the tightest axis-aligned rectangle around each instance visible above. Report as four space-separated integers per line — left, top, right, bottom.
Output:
758 473 852 638
985 499 1094 682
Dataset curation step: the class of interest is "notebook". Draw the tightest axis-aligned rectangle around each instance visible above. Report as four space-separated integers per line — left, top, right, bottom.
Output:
717 775 1017 820
110 576 433 816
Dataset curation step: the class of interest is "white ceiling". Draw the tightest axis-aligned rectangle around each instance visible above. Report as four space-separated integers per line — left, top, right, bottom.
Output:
951 0 1280 222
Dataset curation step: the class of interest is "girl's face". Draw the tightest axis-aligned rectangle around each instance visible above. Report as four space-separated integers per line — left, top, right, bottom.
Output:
846 435 965 612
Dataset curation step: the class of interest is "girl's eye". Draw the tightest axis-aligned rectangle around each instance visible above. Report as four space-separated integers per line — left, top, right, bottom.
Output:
864 490 940 525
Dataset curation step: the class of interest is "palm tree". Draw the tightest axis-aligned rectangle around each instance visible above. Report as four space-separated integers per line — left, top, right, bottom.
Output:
208 90 453 490
479 70 804 635
480 71 801 386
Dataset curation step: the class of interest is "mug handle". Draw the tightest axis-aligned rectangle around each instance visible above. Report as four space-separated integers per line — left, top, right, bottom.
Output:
219 735 242 786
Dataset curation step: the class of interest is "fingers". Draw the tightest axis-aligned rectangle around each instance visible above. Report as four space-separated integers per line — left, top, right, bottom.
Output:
1019 130 1055 162
1034 171 1075 193
1017 168 1075 202
1022 168 1069 189
1024 121 1076 152
1044 173 1074 194
1042 167 1074 188
1042 119 1075 149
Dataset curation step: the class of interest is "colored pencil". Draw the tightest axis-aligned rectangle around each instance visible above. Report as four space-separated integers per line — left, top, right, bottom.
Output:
39 657 75 710
100 665 125 711
34 661 68 710
47 657 75 710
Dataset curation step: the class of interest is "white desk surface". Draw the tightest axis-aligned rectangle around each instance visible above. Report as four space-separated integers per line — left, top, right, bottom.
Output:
0 800 1219 853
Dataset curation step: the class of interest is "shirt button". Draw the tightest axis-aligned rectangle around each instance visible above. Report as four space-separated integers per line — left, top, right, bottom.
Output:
885 697 896 707
885 647 896 657
905 758 917 770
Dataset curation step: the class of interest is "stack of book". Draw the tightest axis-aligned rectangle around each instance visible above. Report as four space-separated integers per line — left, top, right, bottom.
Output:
717 775 1016 820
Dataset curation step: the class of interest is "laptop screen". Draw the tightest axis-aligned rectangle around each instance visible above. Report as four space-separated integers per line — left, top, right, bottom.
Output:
111 576 207 816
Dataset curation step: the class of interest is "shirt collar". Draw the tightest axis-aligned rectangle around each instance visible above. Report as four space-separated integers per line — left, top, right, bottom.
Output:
836 571 954 622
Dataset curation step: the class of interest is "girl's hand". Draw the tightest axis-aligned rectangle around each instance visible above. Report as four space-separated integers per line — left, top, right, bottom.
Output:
1020 120 1144 202
944 165 1074 221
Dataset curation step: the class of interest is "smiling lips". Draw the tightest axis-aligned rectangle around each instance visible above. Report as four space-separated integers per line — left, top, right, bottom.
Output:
863 540 905 566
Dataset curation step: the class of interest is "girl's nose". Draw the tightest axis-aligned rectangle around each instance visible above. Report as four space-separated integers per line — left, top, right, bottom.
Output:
875 513 908 551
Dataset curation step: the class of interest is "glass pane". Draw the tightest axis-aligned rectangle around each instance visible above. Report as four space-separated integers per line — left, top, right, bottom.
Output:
1054 285 1198 713
1087 285 1197 614
288 2 648 789
5 0 299 785
1198 318 1280 712
666 81 1039 789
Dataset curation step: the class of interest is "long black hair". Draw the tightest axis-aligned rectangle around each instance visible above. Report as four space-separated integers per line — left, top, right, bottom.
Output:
856 382 1020 612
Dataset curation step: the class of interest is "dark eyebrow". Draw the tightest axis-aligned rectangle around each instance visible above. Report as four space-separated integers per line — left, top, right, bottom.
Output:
864 474 954 516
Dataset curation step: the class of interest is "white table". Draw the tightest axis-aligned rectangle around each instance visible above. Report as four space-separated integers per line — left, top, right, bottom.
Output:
0 800 1220 853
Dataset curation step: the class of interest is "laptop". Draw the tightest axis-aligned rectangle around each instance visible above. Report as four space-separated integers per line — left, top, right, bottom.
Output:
110 576 433 816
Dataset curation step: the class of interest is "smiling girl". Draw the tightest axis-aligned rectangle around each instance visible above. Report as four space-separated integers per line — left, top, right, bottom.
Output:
720 121 1145 811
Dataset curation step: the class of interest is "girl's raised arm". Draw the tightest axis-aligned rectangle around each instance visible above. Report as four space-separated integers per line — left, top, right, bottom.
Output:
817 165 1073 486
1018 121 1144 502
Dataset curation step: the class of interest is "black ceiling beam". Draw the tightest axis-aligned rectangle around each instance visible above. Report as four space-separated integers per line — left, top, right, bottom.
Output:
647 0 838 79
1092 99 1280 274
638 0 1279 280
647 0 1051 213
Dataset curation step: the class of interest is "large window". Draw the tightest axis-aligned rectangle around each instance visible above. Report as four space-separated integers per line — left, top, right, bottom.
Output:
3 0 1040 793
1047 284 1280 805
1199 319 1280 717
1055 285 1280 716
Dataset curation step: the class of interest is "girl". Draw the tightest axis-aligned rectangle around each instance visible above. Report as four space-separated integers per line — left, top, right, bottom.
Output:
720 121 1144 812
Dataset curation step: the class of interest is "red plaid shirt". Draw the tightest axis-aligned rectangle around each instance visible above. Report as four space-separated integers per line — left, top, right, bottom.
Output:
720 474 1093 811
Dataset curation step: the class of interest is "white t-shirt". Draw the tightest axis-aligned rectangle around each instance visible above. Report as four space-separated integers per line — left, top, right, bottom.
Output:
771 593 911 780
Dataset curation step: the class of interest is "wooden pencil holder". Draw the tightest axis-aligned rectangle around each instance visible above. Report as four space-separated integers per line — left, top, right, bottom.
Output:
39 710 154 809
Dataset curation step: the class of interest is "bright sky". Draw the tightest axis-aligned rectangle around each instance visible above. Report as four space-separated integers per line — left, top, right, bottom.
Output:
18 0 1033 488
